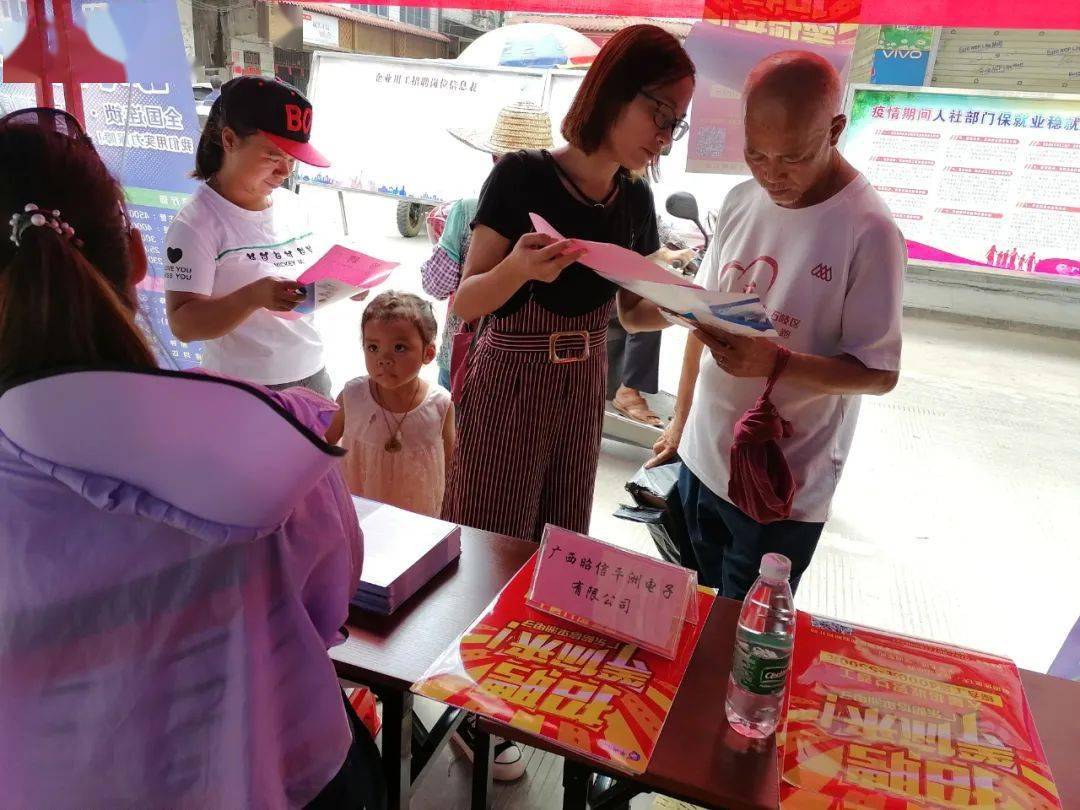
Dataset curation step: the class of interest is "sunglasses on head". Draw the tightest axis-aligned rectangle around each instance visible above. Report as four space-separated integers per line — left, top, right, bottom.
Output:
0 106 132 229
0 106 94 146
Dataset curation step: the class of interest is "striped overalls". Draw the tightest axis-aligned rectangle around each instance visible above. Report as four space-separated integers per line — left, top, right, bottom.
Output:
441 296 613 542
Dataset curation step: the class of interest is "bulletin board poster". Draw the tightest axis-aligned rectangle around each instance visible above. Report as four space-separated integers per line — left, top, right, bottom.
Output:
844 86 1080 281
779 612 1061 808
412 555 715 775
302 52 547 204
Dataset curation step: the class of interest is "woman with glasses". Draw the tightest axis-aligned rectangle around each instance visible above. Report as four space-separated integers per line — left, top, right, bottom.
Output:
164 76 337 395
442 25 694 547
0 109 378 807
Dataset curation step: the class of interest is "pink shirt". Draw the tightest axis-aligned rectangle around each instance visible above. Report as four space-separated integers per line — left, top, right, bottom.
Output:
0 370 363 808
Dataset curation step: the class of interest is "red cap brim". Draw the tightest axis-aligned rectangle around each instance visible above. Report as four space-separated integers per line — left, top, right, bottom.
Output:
262 131 331 168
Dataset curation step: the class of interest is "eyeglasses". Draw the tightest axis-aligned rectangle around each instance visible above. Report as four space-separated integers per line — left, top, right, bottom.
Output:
0 107 94 146
639 90 690 142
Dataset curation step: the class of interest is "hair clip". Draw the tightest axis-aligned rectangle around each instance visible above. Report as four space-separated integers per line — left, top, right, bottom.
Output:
9 203 80 249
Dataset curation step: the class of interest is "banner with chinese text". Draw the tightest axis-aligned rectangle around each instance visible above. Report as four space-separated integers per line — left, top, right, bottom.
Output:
705 0 861 23
779 612 1061 808
684 20 857 174
0 0 204 368
844 86 1080 280
412 555 715 774
83 1 205 368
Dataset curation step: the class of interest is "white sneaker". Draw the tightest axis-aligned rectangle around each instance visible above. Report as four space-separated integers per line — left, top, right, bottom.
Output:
451 717 527 782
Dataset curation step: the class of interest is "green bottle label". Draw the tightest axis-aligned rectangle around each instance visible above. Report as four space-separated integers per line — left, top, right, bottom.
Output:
732 634 791 696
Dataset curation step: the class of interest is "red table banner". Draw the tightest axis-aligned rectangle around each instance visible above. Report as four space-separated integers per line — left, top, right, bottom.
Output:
779 612 1061 808
412 554 715 774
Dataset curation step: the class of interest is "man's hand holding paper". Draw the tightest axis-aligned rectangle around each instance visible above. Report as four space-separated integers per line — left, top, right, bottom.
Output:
694 322 780 378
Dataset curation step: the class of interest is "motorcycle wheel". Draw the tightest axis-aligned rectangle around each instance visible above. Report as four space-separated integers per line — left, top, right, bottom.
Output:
395 201 425 238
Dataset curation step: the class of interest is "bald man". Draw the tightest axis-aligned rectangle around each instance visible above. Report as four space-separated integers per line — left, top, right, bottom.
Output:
650 51 905 600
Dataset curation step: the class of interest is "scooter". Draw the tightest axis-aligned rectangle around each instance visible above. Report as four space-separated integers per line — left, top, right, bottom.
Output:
663 190 715 279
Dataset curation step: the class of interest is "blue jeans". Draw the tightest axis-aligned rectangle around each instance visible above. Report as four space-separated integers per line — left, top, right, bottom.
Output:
438 364 451 391
677 464 823 601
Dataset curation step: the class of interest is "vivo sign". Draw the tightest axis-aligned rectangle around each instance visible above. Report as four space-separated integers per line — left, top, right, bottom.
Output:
879 48 927 60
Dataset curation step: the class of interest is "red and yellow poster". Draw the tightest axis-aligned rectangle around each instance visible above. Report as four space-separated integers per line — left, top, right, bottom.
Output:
412 555 714 774
780 613 1061 808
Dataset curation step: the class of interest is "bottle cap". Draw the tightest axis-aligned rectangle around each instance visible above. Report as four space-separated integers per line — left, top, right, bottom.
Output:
759 552 792 581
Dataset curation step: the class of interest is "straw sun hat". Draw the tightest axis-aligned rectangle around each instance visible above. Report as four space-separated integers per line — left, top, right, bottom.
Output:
448 100 554 155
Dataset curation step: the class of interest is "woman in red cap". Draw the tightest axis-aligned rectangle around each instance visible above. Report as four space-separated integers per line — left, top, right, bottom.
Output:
164 76 337 395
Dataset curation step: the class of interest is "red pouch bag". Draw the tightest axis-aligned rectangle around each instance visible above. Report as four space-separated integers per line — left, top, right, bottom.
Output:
728 347 795 523
449 324 472 404
449 317 486 404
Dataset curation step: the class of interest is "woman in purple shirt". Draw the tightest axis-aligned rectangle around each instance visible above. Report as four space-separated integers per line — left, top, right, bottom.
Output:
0 110 374 807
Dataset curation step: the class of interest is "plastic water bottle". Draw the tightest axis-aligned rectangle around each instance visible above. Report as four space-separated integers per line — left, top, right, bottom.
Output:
725 553 796 738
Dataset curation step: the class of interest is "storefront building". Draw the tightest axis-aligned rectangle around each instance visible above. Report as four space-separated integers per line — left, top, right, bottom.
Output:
188 2 451 94
441 9 504 57
265 4 450 94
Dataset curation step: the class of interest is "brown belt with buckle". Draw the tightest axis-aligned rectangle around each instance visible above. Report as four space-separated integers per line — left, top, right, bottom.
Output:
486 328 606 364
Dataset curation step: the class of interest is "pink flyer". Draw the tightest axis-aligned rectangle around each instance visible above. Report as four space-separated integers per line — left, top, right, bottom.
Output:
277 245 397 320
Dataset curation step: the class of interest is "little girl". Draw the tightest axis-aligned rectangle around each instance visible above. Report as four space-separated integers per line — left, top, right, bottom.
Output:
326 292 454 517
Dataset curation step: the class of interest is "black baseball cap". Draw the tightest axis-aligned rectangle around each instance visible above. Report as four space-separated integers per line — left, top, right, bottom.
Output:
216 76 330 168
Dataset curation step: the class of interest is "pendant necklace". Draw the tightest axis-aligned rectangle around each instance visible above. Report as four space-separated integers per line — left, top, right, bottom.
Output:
546 151 619 210
375 378 420 453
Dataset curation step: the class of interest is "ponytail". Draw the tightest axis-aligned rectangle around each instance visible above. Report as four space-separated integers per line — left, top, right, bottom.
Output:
192 105 225 180
192 96 257 180
0 226 156 388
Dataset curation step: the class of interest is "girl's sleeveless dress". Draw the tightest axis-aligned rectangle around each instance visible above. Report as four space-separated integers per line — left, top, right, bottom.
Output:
339 377 451 518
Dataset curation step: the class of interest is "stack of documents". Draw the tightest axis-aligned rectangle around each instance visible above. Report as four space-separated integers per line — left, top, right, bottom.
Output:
351 497 462 614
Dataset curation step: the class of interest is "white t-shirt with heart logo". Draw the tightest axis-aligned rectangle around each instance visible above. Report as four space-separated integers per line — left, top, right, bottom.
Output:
679 175 906 523
163 183 324 386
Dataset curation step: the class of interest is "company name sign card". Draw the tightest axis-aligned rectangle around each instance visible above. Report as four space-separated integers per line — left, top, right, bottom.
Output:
526 525 698 659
